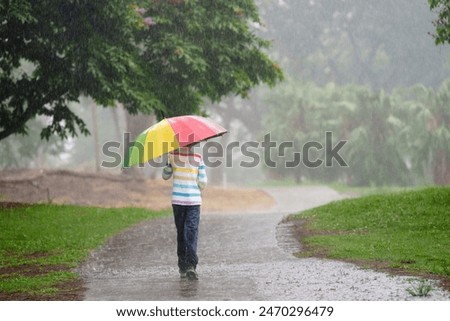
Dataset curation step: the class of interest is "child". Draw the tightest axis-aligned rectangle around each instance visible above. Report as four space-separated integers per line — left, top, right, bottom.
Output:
162 146 207 280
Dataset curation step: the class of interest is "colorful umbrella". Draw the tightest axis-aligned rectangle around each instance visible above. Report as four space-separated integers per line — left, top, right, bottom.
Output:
123 115 227 167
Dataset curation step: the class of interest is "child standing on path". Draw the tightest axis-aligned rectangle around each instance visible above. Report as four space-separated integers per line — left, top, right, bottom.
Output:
162 147 207 280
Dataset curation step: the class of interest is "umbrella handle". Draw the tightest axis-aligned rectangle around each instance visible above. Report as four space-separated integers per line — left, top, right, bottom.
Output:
168 153 175 166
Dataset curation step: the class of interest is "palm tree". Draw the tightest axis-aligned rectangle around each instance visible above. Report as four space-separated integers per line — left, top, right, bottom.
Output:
394 82 450 185
343 87 410 186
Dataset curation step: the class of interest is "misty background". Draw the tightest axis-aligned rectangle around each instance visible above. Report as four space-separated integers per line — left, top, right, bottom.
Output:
1 0 449 188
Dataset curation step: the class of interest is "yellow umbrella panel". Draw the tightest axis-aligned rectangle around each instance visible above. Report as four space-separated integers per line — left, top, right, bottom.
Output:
124 119 180 167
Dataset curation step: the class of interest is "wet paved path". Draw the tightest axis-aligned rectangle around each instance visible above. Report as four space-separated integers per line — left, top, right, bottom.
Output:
79 186 449 300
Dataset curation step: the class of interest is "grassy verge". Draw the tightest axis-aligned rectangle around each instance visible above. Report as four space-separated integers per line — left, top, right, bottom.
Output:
244 178 415 197
291 187 450 288
0 203 169 299
327 182 422 197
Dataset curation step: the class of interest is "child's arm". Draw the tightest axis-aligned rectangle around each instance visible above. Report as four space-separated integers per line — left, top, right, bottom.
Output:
197 160 207 190
162 162 173 180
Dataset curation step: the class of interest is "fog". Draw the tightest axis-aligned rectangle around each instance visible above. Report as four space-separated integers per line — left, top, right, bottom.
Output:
2 0 449 188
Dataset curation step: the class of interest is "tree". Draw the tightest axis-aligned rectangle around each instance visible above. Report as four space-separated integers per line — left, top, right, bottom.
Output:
0 0 155 141
343 88 410 186
261 80 347 183
0 0 282 142
393 83 450 185
261 80 412 186
135 0 282 118
429 0 450 45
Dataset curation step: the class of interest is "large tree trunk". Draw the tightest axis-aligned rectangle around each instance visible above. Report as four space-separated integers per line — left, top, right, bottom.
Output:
209 99 233 186
213 131 231 187
110 106 122 142
91 102 101 173
433 150 450 185
80 95 101 172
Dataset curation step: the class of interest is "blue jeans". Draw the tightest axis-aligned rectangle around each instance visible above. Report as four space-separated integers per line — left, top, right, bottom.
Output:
172 205 200 272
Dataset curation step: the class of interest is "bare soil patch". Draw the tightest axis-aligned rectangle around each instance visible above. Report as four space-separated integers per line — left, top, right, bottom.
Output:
0 263 70 278
0 169 275 213
0 249 85 301
0 278 85 301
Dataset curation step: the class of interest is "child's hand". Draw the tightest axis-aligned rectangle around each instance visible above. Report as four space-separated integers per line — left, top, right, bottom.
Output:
162 162 173 180
164 162 172 173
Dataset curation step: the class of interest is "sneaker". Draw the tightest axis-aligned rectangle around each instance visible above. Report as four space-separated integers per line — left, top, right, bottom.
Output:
179 270 187 279
186 267 198 280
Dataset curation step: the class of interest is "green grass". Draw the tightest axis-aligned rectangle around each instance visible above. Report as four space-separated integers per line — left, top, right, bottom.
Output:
0 271 76 296
244 178 415 196
292 187 450 278
327 182 422 197
0 204 169 296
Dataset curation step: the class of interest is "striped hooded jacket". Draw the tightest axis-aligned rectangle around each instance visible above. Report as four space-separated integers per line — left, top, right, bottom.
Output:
162 149 207 206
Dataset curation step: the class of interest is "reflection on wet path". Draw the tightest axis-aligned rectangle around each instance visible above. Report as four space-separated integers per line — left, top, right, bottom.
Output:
179 279 198 299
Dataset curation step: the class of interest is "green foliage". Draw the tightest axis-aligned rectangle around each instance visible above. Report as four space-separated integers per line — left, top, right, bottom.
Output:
406 279 433 297
262 81 345 182
262 79 450 186
0 204 169 295
344 89 410 186
0 271 77 296
0 0 152 141
392 81 450 185
293 187 450 277
135 0 282 118
429 0 450 45
0 0 282 141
